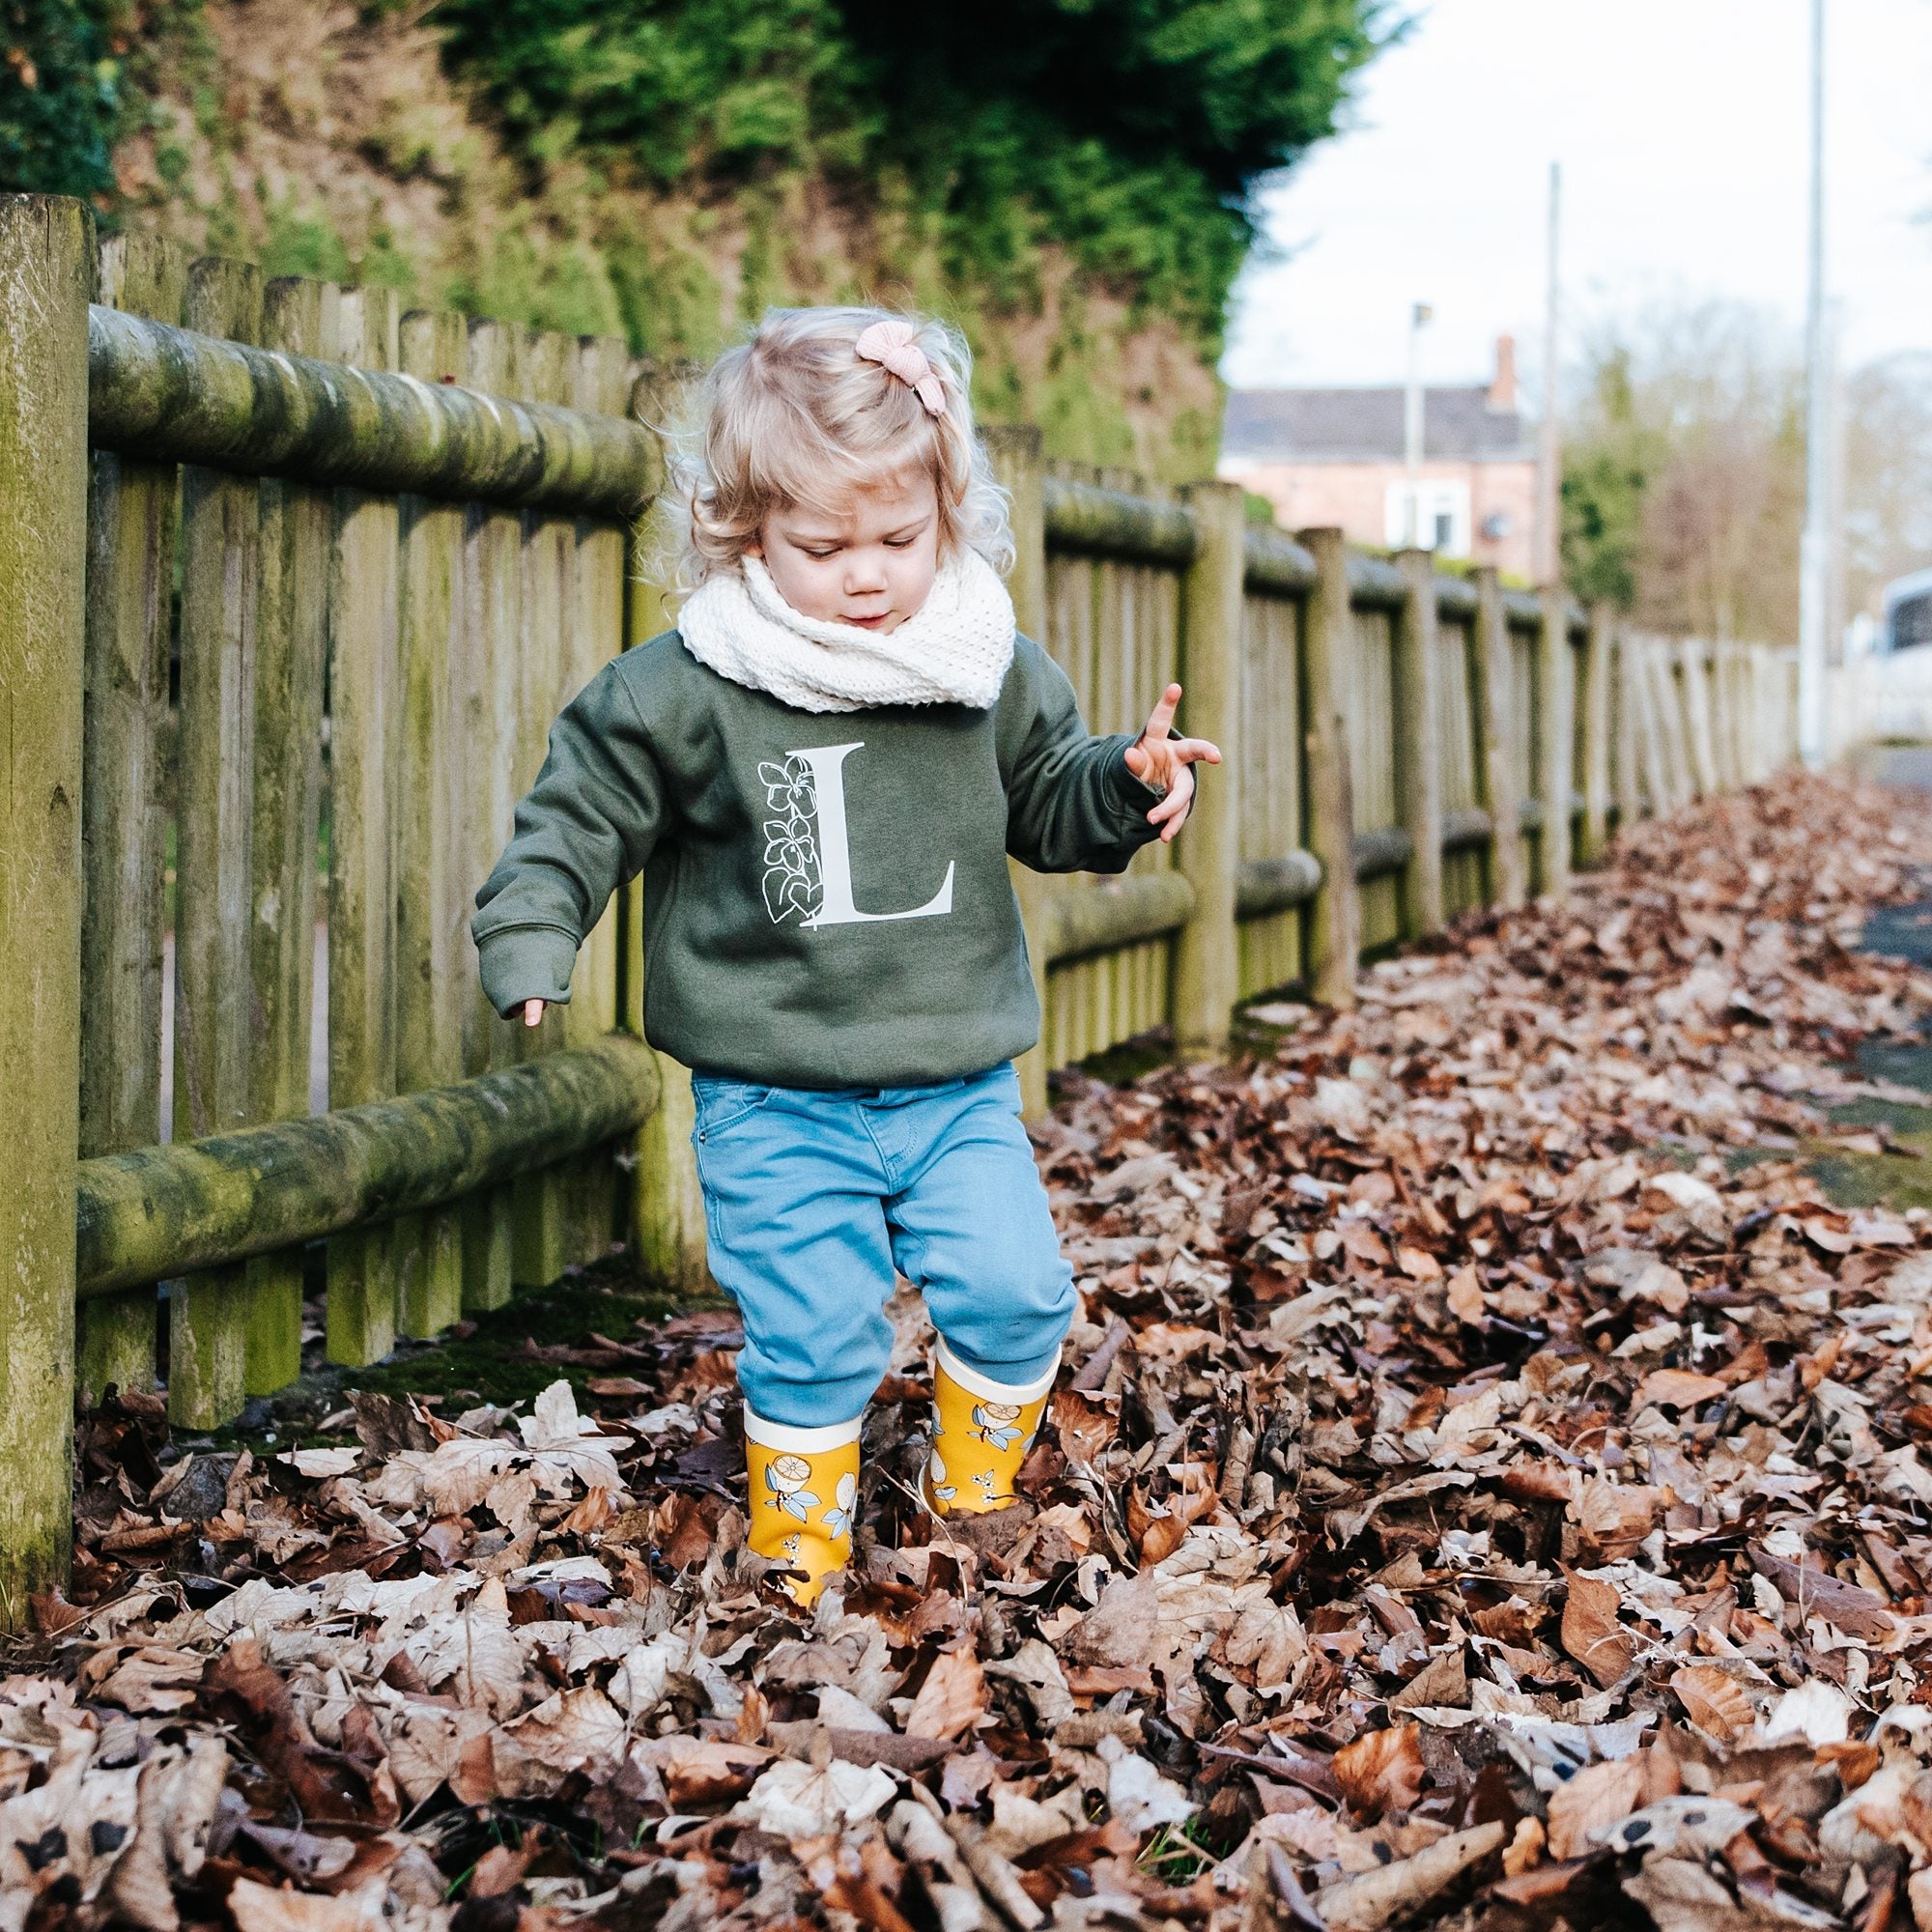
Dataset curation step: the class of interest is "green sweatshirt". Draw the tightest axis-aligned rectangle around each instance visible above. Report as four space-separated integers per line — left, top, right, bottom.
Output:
471 629 1165 1087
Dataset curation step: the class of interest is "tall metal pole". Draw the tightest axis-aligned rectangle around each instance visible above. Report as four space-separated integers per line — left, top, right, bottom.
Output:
1534 161 1563 585
1799 0 1830 767
1404 301 1431 547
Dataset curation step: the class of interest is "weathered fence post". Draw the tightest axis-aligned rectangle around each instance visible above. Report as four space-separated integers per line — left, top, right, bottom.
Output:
987 427 1056 1114
1578 603 1613 865
78 230 186 1405
1537 585 1575 899
1471 565 1526 910
1172 481 1244 1051
624 360 709 1294
390 307 470 1341
171 255 265 1426
458 317 522 1313
1678 637 1719 798
1393 549 1445 938
0 193 90 1613
245 273 335 1395
1296 528 1360 1008
326 284 403 1368
511 327 585 1291
1610 620 1643 832
1631 637 1673 817
1651 637 1694 809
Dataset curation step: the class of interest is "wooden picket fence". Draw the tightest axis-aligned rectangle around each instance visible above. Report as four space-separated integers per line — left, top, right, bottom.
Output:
0 194 1796 1608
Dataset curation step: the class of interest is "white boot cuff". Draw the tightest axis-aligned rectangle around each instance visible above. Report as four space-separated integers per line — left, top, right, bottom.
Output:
743 1408 864 1453
934 1338 1062 1406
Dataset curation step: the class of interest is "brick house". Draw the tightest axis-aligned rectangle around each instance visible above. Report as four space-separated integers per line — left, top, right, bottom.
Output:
1218 336 1536 580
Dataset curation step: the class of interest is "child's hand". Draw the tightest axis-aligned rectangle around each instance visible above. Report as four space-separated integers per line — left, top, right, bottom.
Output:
1123 682 1222 842
523 999 545 1028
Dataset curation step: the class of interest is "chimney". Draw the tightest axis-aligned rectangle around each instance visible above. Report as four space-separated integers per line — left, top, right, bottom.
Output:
1489 333 1518 411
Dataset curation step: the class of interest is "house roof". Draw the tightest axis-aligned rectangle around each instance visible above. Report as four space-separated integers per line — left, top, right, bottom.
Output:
1223 384 1531 464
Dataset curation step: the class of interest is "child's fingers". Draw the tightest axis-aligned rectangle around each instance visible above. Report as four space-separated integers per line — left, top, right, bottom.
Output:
1140 681 1182 743
1171 735 1222 766
523 998 545 1028
1147 766 1194 829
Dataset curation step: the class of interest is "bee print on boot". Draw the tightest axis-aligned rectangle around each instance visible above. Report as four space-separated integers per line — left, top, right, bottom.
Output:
972 1400 1025 1452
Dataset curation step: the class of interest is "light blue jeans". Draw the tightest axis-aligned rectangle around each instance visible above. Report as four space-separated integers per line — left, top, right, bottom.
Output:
689 1062 1074 1428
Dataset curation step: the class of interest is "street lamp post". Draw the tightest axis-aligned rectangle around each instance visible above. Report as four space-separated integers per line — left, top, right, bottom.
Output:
1799 0 1830 768
1405 301 1433 547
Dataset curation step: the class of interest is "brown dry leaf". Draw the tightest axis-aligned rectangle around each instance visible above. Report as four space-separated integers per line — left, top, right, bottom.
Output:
1445 1267 1486 1322
1502 1816 1545 1877
504 1686 629 1774
1669 1664 1758 1743
1573 1480 1659 1561
1635 1369 1728 1411
85 1646 204 1714
468 1842 533 1899
904 1648 985 1742
228 1878 387 1932
1062 1572 1158 1667
1560 1570 1634 1688
636 1735 773 1808
1545 1755 1644 1860
1049 1389 1117 1465
1333 1723 1426 1818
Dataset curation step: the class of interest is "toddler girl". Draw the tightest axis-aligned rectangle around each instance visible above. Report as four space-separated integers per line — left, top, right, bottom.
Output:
473 308 1220 1605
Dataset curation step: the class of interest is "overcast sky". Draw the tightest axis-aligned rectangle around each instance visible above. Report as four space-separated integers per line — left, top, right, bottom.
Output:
1222 0 1932 395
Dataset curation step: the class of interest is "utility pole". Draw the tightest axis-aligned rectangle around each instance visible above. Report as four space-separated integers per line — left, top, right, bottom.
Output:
1404 300 1432 546
1534 161 1562 585
1799 0 1829 767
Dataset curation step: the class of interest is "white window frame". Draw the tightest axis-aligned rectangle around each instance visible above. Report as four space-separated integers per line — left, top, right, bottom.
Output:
1384 479 1471 557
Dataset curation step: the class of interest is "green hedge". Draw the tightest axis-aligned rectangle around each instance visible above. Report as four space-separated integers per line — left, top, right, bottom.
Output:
425 0 1389 350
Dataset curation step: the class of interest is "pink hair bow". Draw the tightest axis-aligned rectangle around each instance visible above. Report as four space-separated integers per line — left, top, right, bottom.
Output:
855 319 947 418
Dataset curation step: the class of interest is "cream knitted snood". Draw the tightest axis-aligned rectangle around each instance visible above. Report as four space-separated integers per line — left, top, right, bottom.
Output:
675 547 1017 714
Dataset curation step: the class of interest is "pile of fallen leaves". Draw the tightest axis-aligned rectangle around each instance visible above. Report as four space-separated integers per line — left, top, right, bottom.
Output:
20 769 1932 1932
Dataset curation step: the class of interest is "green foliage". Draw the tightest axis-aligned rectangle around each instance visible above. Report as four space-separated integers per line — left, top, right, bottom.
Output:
426 0 1390 350
1561 342 1661 611
1561 302 1811 640
259 186 354 284
0 0 133 198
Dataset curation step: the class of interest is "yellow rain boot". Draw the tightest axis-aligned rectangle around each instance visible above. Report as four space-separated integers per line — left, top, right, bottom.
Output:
744 1411 862 1607
922 1342 1059 1518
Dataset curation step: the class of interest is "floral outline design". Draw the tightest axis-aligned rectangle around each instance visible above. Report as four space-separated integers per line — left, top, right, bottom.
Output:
759 755 821 924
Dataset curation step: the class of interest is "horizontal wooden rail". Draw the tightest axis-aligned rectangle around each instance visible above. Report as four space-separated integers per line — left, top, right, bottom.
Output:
1352 826 1415 881
1347 552 1406 611
87 305 659 517
76 1036 659 1296
1042 476 1198 566
1242 527 1316 596
1236 850 1323 919
1043 873 1196 964
1441 807 1492 852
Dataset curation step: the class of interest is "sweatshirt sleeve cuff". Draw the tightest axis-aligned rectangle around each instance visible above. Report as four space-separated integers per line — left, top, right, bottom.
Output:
476 924 579 1019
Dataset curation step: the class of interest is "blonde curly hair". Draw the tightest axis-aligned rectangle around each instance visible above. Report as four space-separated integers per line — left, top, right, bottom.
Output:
663 305 1013 592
